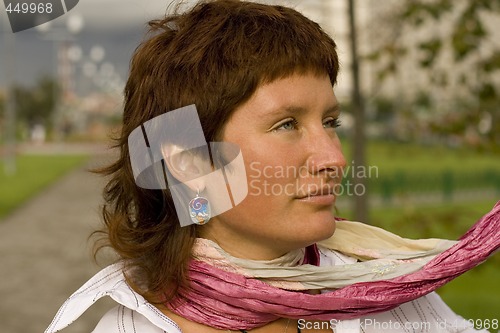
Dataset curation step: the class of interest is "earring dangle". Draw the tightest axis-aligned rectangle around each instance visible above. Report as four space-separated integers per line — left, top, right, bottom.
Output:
189 189 211 225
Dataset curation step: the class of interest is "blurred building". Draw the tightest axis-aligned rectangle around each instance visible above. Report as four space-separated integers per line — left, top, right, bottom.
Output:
60 92 122 141
294 0 499 145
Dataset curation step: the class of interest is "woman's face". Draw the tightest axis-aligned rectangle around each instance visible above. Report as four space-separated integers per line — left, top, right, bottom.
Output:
202 73 346 259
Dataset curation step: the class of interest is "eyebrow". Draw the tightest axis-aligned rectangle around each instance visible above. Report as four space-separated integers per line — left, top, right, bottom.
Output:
262 104 341 120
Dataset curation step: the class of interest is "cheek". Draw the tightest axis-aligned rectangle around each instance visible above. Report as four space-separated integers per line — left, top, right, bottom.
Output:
246 158 298 199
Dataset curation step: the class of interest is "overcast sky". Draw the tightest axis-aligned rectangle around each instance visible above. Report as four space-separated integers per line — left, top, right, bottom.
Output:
0 1 185 89
1 0 196 33
60 0 304 32
59 0 183 32
0 0 329 92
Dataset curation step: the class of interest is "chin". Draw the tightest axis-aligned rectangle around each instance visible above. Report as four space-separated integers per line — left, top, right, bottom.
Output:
300 215 336 245
316 220 336 241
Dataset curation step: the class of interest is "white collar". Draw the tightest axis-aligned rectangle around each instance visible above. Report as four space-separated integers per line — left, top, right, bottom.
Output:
44 263 181 333
45 249 356 333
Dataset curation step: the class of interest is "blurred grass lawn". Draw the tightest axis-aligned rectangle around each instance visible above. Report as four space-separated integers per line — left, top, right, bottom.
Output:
364 140 499 173
338 140 499 321
376 200 499 321
0 154 89 219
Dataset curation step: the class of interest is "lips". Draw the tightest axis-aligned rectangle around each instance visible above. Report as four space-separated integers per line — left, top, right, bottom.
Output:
296 190 336 206
296 185 336 199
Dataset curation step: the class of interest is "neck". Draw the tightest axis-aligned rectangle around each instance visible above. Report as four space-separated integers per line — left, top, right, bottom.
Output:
199 228 290 261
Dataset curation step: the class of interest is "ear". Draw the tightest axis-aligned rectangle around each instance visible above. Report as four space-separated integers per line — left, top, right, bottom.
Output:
161 144 212 192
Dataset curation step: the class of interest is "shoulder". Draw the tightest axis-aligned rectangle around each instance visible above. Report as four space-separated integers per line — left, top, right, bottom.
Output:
315 248 489 332
93 305 170 333
359 292 490 332
45 263 182 333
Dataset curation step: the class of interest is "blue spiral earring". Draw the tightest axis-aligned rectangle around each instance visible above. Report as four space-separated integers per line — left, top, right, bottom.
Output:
189 189 211 225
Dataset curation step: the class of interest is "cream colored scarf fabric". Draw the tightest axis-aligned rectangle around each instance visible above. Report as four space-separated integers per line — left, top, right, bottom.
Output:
192 220 457 290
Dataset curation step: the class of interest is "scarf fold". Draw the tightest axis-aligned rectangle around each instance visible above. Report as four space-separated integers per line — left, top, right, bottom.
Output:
168 201 500 330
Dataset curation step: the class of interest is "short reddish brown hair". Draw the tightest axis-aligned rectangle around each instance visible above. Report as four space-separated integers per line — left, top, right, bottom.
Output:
95 0 340 303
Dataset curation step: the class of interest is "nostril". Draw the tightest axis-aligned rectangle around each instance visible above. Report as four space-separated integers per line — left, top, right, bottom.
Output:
325 167 344 178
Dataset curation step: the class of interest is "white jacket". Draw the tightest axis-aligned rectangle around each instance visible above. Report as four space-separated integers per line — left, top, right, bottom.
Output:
45 248 487 333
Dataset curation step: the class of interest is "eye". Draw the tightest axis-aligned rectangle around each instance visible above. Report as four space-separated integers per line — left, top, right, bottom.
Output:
271 118 299 132
323 117 341 129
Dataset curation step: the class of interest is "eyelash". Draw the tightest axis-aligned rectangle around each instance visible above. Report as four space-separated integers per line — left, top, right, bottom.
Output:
272 117 341 131
273 119 299 131
323 117 342 129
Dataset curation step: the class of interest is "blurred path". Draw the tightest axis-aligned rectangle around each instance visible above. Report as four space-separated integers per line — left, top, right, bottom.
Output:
0 145 116 333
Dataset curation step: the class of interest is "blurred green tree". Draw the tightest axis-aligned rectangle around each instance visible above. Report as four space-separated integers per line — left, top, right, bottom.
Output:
14 76 59 132
367 0 500 150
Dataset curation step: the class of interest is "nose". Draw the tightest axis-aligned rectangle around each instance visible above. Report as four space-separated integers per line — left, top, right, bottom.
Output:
304 131 346 177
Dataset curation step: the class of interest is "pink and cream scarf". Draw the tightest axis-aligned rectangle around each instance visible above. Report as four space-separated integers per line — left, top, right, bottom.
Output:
168 201 500 330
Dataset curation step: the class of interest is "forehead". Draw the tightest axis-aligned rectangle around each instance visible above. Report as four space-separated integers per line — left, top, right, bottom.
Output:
219 73 338 140
245 74 338 116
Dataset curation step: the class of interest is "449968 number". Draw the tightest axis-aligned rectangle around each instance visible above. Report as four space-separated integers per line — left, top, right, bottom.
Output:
6 2 53 14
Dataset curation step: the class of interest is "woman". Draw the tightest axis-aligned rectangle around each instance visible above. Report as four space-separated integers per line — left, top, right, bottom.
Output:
46 1 500 332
